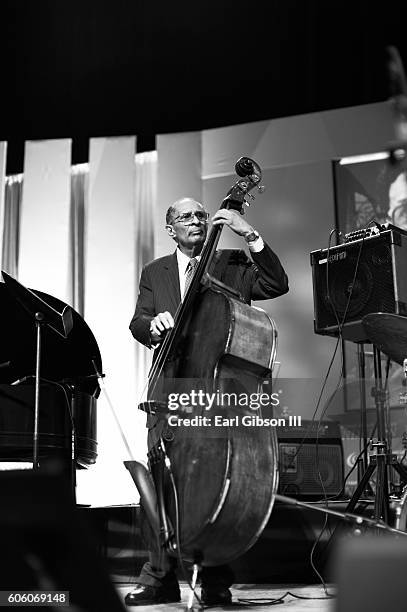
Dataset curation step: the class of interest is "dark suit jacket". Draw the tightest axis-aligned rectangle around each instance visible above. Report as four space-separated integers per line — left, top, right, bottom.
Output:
130 243 288 347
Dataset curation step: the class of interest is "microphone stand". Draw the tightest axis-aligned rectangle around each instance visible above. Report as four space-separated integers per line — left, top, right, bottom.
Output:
275 493 407 537
66 382 78 503
357 343 369 482
33 312 44 469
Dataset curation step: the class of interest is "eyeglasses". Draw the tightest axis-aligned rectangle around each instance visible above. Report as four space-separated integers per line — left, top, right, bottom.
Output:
172 211 210 225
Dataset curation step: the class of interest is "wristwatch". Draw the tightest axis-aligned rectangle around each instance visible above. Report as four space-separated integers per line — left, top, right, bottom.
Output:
244 229 260 243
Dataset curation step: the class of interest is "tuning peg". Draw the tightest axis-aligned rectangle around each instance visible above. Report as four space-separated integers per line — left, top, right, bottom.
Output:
243 200 251 207
258 185 265 193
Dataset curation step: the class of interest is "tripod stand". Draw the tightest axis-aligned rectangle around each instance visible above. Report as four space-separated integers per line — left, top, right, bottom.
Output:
345 345 407 522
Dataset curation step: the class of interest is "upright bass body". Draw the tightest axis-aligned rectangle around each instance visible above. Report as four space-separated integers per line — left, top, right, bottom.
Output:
161 285 279 565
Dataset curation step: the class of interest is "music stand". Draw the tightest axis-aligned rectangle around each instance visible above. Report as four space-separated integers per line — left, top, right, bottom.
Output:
1 272 73 474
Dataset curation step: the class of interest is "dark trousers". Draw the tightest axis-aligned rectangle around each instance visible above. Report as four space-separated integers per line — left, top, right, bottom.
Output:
138 550 234 590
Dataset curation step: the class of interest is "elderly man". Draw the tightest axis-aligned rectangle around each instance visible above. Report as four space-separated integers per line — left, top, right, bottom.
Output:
126 197 288 606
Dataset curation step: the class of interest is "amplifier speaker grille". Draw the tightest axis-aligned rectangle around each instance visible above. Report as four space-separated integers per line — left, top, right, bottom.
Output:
310 229 407 341
278 442 344 498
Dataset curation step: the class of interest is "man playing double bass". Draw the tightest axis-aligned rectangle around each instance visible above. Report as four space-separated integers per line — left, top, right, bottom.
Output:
126 196 288 607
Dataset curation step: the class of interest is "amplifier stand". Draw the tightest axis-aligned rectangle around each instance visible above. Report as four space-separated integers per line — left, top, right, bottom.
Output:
345 346 407 522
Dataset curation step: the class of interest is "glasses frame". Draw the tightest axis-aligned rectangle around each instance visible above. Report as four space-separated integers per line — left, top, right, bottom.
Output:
172 210 210 225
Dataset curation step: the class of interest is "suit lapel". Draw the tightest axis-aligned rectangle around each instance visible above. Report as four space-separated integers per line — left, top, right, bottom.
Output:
160 250 230 313
162 251 181 312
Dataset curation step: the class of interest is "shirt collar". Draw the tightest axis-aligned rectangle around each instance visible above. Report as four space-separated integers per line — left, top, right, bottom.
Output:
176 248 201 274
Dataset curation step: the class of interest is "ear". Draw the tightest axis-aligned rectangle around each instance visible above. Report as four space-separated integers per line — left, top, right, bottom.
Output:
165 224 176 239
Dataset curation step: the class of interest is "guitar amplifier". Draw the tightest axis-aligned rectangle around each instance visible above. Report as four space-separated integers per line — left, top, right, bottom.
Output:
277 420 344 499
310 227 407 342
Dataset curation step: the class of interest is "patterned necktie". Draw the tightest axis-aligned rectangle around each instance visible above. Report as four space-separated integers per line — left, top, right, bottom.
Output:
183 257 198 297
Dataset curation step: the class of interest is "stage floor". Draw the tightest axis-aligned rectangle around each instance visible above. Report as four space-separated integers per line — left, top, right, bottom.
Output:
117 583 336 611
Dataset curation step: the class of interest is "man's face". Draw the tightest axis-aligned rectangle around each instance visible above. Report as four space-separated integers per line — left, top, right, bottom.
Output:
166 198 208 250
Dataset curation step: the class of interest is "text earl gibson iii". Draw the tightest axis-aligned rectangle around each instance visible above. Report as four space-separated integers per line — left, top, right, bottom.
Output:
167 415 302 428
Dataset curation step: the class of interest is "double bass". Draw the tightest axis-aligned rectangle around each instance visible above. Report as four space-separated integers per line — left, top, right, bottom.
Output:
136 157 280 567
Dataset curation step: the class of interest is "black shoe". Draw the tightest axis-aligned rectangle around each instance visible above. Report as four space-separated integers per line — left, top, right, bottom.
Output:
125 583 181 606
201 586 232 606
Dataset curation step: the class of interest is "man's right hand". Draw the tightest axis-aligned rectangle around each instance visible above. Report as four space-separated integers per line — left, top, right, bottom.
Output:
149 311 174 344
